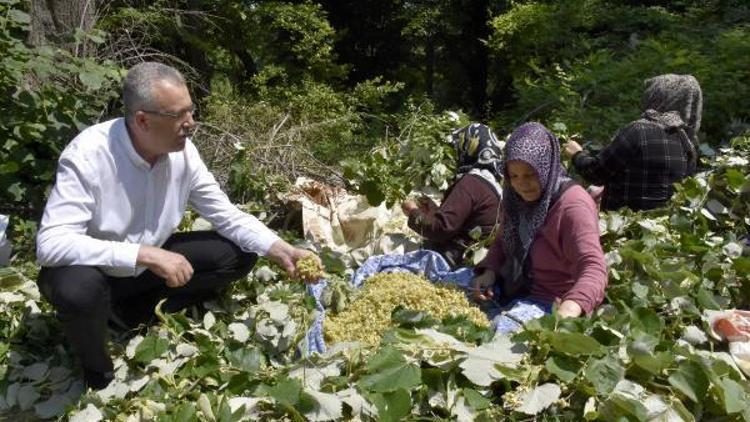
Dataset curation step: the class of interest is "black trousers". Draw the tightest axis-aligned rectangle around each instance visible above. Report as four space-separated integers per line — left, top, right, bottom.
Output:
37 231 257 375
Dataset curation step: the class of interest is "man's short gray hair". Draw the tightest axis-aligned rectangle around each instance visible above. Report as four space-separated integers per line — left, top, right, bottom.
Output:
123 62 186 120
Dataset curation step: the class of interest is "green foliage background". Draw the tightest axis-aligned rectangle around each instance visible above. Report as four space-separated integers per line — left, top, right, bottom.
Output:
3 0 750 220
2 0 750 419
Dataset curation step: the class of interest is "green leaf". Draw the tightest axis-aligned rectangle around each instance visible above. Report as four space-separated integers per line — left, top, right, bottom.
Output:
590 324 626 347
496 364 533 382
668 360 709 403
632 351 673 376
189 356 221 378
585 357 624 396
304 390 344 421
438 314 494 344
133 335 169 363
515 383 561 415
632 282 649 299
367 389 411 422
0 269 24 287
391 307 437 328
462 388 491 410
627 333 657 355
225 347 264 373
545 355 581 383
360 180 385 206
733 257 750 274
459 336 527 386
629 307 663 336
319 248 347 274
9 9 31 25
717 378 747 414
79 69 106 90
725 168 746 192
358 346 421 393
696 287 721 310
7 183 25 201
217 397 234 422
583 397 598 420
545 332 605 356
0 161 19 174
87 30 107 44
268 378 302 407
604 395 648 420
196 393 214 421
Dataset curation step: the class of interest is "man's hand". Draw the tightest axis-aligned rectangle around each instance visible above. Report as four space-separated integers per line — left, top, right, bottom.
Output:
137 245 194 288
472 270 496 302
266 239 321 283
563 140 583 159
556 299 583 318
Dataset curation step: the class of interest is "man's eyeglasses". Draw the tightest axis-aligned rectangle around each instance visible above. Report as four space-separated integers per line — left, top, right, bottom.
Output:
141 104 197 120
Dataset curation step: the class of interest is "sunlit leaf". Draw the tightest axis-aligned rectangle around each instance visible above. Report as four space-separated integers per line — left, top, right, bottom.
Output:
515 383 561 415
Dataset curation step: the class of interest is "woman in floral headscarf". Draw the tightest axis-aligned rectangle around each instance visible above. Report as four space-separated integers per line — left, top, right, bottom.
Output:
564 74 702 211
402 123 503 268
473 122 607 333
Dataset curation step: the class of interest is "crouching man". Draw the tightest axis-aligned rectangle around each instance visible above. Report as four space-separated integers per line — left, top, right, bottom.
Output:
36 62 313 389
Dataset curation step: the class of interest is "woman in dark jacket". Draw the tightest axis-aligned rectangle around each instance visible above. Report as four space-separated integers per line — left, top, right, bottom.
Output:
563 74 702 211
401 123 503 268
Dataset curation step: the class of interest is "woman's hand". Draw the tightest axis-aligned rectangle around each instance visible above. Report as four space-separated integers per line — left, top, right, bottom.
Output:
417 196 437 213
556 299 583 318
472 270 496 302
563 140 583 158
401 200 419 216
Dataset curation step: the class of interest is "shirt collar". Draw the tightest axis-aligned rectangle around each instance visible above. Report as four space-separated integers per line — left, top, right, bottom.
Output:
117 118 166 170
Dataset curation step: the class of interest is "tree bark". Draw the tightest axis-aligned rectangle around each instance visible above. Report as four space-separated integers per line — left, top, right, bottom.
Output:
28 0 97 53
425 36 435 98
465 0 489 117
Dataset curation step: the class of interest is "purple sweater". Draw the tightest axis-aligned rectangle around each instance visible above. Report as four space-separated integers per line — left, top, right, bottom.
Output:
477 185 607 314
407 174 501 266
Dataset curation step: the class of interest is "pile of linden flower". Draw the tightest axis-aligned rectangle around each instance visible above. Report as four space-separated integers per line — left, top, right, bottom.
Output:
324 272 489 346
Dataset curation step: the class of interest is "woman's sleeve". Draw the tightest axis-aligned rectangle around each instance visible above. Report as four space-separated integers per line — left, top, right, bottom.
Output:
407 177 475 241
572 124 640 185
558 195 608 314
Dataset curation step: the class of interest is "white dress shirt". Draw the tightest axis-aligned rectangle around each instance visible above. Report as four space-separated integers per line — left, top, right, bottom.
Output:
36 118 280 277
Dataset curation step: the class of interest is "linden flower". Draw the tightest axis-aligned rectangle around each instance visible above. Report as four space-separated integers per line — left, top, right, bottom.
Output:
297 254 324 281
324 272 488 346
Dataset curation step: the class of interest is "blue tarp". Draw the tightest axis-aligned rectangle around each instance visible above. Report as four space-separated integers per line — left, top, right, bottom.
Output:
302 250 551 355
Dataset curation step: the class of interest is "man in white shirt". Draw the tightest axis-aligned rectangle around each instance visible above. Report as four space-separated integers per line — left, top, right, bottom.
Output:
35 62 314 389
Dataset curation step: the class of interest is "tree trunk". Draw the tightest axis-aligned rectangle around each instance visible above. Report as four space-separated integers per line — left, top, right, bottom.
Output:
28 0 97 54
425 36 435 98
466 0 489 117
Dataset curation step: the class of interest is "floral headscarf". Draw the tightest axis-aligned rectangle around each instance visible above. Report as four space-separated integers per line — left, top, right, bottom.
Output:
500 122 572 289
451 123 504 197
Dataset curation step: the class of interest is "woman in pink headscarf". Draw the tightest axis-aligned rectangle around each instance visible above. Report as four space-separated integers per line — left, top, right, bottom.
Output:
473 122 608 333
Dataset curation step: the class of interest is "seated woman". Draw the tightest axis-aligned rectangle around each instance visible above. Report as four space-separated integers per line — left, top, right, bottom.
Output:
401 123 503 268
563 74 703 211
473 122 607 334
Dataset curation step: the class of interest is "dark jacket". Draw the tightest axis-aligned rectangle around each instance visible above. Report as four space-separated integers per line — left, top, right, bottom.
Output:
571 119 696 211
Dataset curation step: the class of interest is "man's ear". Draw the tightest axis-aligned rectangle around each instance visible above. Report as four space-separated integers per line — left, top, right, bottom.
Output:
133 111 149 131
